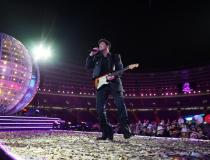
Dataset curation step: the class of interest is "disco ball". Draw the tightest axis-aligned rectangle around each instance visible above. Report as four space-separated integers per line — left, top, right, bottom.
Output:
0 33 40 115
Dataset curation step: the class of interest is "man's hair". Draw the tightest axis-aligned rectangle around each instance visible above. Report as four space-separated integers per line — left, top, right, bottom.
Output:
98 38 111 50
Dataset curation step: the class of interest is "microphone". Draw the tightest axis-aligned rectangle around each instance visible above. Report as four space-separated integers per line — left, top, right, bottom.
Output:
89 49 99 52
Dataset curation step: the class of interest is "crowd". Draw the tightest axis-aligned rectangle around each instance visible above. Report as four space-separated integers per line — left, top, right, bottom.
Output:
69 115 210 140
129 115 210 140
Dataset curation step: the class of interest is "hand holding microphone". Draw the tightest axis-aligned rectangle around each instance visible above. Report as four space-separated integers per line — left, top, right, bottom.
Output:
90 47 99 56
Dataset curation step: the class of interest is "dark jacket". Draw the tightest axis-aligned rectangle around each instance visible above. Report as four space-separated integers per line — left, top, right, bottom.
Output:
85 53 124 92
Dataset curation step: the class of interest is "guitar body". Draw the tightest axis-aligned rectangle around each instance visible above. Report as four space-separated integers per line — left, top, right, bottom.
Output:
94 63 139 90
94 73 109 90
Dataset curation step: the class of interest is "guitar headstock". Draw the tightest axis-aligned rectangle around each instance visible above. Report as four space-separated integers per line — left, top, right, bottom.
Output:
128 63 139 70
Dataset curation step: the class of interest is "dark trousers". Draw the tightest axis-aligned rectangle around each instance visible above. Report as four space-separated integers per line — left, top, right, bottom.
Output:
96 85 131 137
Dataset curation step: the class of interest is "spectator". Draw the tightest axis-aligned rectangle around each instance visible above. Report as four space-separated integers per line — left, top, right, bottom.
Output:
156 126 168 137
178 116 184 125
179 128 190 138
194 115 203 124
160 119 165 126
141 127 147 136
203 124 210 139
172 127 180 138
146 126 153 136
196 126 202 132
171 124 176 130
146 120 150 127
186 120 192 129
135 121 141 135
152 128 156 136
172 120 177 125
168 129 174 137
190 132 202 139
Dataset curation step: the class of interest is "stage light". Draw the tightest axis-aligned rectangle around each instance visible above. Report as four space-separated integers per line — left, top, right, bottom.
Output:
34 44 51 60
185 117 193 121
175 93 177 95
166 93 168 95
198 91 200 93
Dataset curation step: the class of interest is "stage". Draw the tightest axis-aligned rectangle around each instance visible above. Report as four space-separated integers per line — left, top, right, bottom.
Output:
0 131 210 160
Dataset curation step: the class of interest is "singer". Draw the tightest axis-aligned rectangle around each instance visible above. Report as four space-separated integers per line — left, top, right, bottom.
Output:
85 39 132 140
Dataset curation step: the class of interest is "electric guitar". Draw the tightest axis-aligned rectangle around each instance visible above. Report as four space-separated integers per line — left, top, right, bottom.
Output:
94 64 139 90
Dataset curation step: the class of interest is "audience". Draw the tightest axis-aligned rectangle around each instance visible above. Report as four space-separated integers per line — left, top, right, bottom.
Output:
71 114 209 140
23 108 210 140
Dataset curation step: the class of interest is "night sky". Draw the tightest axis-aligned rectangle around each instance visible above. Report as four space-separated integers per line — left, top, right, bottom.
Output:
1 0 210 71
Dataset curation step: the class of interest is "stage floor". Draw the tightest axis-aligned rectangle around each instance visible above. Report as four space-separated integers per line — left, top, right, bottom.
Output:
0 130 210 160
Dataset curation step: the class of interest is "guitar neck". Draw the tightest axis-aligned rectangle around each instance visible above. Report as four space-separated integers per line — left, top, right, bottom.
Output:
110 66 129 77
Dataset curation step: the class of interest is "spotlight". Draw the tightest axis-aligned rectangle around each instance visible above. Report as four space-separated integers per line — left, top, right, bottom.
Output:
34 44 51 60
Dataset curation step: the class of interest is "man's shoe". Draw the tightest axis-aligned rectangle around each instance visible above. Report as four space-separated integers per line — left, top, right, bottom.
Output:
108 135 113 140
96 135 113 140
123 132 134 139
96 136 107 140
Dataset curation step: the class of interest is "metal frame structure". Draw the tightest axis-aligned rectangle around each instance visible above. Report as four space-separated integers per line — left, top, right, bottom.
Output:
0 33 40 115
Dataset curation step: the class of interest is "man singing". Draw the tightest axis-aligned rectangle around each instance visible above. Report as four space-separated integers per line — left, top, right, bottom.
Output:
85 39 132 140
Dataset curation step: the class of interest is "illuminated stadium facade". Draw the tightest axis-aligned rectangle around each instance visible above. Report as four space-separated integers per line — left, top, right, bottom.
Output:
26 61 210 123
